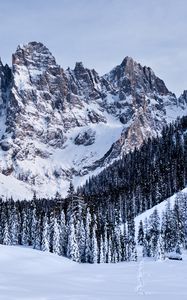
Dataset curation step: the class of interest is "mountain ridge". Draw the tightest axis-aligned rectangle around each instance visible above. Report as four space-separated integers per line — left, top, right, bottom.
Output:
0 41 186 199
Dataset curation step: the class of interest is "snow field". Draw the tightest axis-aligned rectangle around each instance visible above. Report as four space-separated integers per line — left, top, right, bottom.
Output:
0 245 187 300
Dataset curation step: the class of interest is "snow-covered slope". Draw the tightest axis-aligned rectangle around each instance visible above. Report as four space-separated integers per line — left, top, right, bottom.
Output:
0 42 187 198
0 173 33 200
135 187 187 237
0 244 187 300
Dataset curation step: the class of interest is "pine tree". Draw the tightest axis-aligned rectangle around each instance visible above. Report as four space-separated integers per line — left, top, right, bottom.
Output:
85 208 92 263
156 235 165 260
90 214 98 264
59 210 66 256
149 209 160 258
32 208 41 250
99 236 105 263
78 219 86 262
67 181 75 201
138 220 144 246
173 198 185 248
9 202 19 245
3 219 11 245
161 202 175 253
178 193 187 249
106 234 112 263
142 218 151 257
52 217 60 255
41 215 50 252
126 198 137 261
67 217 79 262
22 206 29 246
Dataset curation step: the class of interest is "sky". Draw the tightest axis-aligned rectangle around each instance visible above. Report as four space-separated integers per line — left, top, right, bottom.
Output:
0 0 186 95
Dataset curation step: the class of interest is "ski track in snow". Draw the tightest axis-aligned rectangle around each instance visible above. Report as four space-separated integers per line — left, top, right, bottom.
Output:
136 259 145 295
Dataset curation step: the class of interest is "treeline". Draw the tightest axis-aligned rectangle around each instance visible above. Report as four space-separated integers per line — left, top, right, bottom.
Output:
0 191 137 263
138 192 187 259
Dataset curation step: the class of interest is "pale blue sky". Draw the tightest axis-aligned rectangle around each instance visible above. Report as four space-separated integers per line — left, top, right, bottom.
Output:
0 0 186 95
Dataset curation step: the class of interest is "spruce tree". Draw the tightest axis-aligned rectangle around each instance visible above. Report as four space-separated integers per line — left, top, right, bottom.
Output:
138 220 144 246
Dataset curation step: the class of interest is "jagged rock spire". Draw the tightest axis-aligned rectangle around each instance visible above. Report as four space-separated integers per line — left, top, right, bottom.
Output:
12 41 57 70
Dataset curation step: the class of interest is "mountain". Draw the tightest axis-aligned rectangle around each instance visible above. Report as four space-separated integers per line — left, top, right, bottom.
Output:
0 41 186 198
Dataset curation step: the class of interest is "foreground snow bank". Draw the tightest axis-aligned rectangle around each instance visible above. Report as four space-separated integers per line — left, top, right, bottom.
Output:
0 245 187 300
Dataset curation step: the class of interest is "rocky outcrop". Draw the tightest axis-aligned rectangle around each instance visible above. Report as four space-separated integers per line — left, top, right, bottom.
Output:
74 129 95 146
178 90 187 109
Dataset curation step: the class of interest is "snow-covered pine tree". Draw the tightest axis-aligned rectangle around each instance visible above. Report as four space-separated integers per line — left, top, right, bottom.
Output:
99 236 105 263
126 197 137 261
173 195 185 248
177 192 187 249
3 219 11 245
22 206 30 246
161 202 175 253
156 235 165 260
106 234 112 263
90 214 98 263
52 216 60 255
149 209 160 258
78 219 86 262
9 202 19 245
120 223 127 262
59 210 66 256
67 181 75 201
142 218 151 257
137 220 144 246
32 204 41 250
41 214 50 252
85 208 92 263
67 218 79 262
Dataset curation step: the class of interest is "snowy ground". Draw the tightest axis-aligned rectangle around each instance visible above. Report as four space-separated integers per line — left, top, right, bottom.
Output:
0 245 187 300
1 189 187 299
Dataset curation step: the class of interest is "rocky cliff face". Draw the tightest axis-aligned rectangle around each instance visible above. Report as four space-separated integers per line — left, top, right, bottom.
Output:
178 90 187 109
0 42 186 199
100 56 180 157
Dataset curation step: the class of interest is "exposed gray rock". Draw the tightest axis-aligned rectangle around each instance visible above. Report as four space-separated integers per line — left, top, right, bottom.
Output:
74 129 95 146
0 140 11 151
178 90 187 109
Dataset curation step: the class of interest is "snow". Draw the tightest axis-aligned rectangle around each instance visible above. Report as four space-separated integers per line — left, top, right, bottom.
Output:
165 252 182 260
14 65 33 91
53 113 122 171
135 188 187 236
164 94 187 121
0 111 6 137
0 245 187 299
0 173 33 200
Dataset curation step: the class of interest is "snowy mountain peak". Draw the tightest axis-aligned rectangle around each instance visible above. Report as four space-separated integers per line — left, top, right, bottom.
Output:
0 58 3 68
120 55 137 70
69 61 102 100
105 56 169 96
12 41 57 71
74 61 85 72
